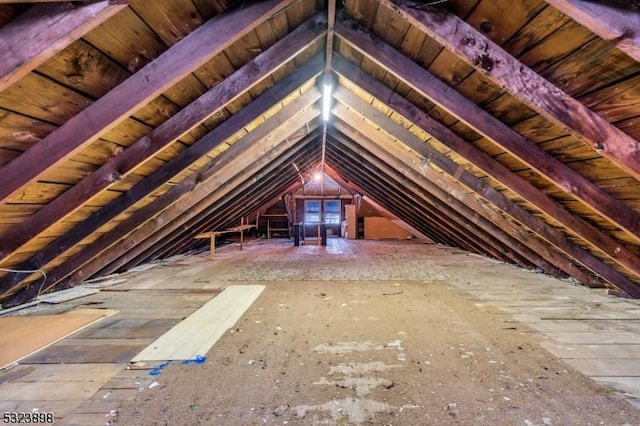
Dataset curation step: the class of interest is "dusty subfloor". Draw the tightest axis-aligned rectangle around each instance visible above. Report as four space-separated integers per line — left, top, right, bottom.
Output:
114 238 640 425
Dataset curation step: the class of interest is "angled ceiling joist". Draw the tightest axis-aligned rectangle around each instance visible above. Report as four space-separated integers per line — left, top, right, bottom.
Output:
543 0 640 63
330 114 575 279
384 0 640 181
335 17 640 244
76 129 322 285
0 0 294 204
0 0 128 92
0 55 324 296
326 136 532 265
331 101 602 287
332 53 640 290
325 149 476 252
0 14 327 260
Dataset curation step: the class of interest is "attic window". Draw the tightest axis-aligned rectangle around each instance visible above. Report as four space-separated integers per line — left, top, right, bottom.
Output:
305 200 321 223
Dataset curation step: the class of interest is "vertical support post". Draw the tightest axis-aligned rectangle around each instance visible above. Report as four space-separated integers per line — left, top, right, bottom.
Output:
210 232 216 259
240 217 244 251
267 218 271 240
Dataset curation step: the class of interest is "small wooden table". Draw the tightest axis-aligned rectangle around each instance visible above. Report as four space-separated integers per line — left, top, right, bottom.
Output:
195 224 256 258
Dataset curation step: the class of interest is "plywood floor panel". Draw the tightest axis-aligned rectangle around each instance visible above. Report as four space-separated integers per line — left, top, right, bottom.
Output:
0 309 117 369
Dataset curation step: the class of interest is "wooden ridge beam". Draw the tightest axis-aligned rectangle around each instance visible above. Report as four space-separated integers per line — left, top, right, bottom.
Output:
384 0 640 182
72 131 321 287
330 112 573 277
331 57 638 295
0 0 294 204
0 0 127 92
0 58 323 296
325 137 529 263
543 0 640 63
331 105 599 287
0 14 327 261
335 17 640 243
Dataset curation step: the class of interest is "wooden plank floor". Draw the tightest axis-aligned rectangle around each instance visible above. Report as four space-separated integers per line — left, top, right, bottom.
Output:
0 238 638 424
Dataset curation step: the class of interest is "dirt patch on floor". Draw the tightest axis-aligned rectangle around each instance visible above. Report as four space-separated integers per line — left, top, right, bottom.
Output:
116 280 639 425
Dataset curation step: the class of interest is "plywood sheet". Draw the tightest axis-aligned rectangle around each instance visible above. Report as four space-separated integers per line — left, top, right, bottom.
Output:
364 217 413 240
0 309 117 369
132 285 265 361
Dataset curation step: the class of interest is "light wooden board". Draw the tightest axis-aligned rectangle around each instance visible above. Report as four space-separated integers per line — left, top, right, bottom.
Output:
0 309 117 369
132 285 265 361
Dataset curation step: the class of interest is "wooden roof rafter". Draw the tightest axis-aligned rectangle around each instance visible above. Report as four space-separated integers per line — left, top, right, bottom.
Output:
330 96 605 288
542 0 640 63
73 128 323 285
336 16 640 247
326 132 525 262
0 0 128 92
332 53 640 296
0 0 296 205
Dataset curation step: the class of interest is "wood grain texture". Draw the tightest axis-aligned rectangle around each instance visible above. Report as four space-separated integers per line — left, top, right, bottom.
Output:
335 17 640 244
0 14 326 263
332 54 640 296
543 0 640 63
132 285 264 361
332 98 601 286
380 1 640 228
0 57 323 302
0 309 116 369
0 1 126 92
0 0 294 205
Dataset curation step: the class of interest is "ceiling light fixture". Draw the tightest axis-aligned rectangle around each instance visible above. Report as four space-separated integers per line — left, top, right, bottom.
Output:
322 83 332 122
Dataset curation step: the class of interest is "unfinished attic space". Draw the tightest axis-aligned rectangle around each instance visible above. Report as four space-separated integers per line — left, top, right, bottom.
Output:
2 0 640 423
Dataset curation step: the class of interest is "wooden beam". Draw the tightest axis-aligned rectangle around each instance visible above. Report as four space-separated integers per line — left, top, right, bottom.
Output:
55 105 321 285
326 151 474 250
543 0 640 63
0 0 294 204
330 111 575 278
332 106 600 287
326 138 528 263
0 1 127 92
0 66 323 296
0 15 326 261
71 131 321 286
383 0 640 182
335 17 640 243
331 57 640 295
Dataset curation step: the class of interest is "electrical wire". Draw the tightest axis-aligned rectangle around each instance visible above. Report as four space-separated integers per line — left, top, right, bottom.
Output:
0 267 48 301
